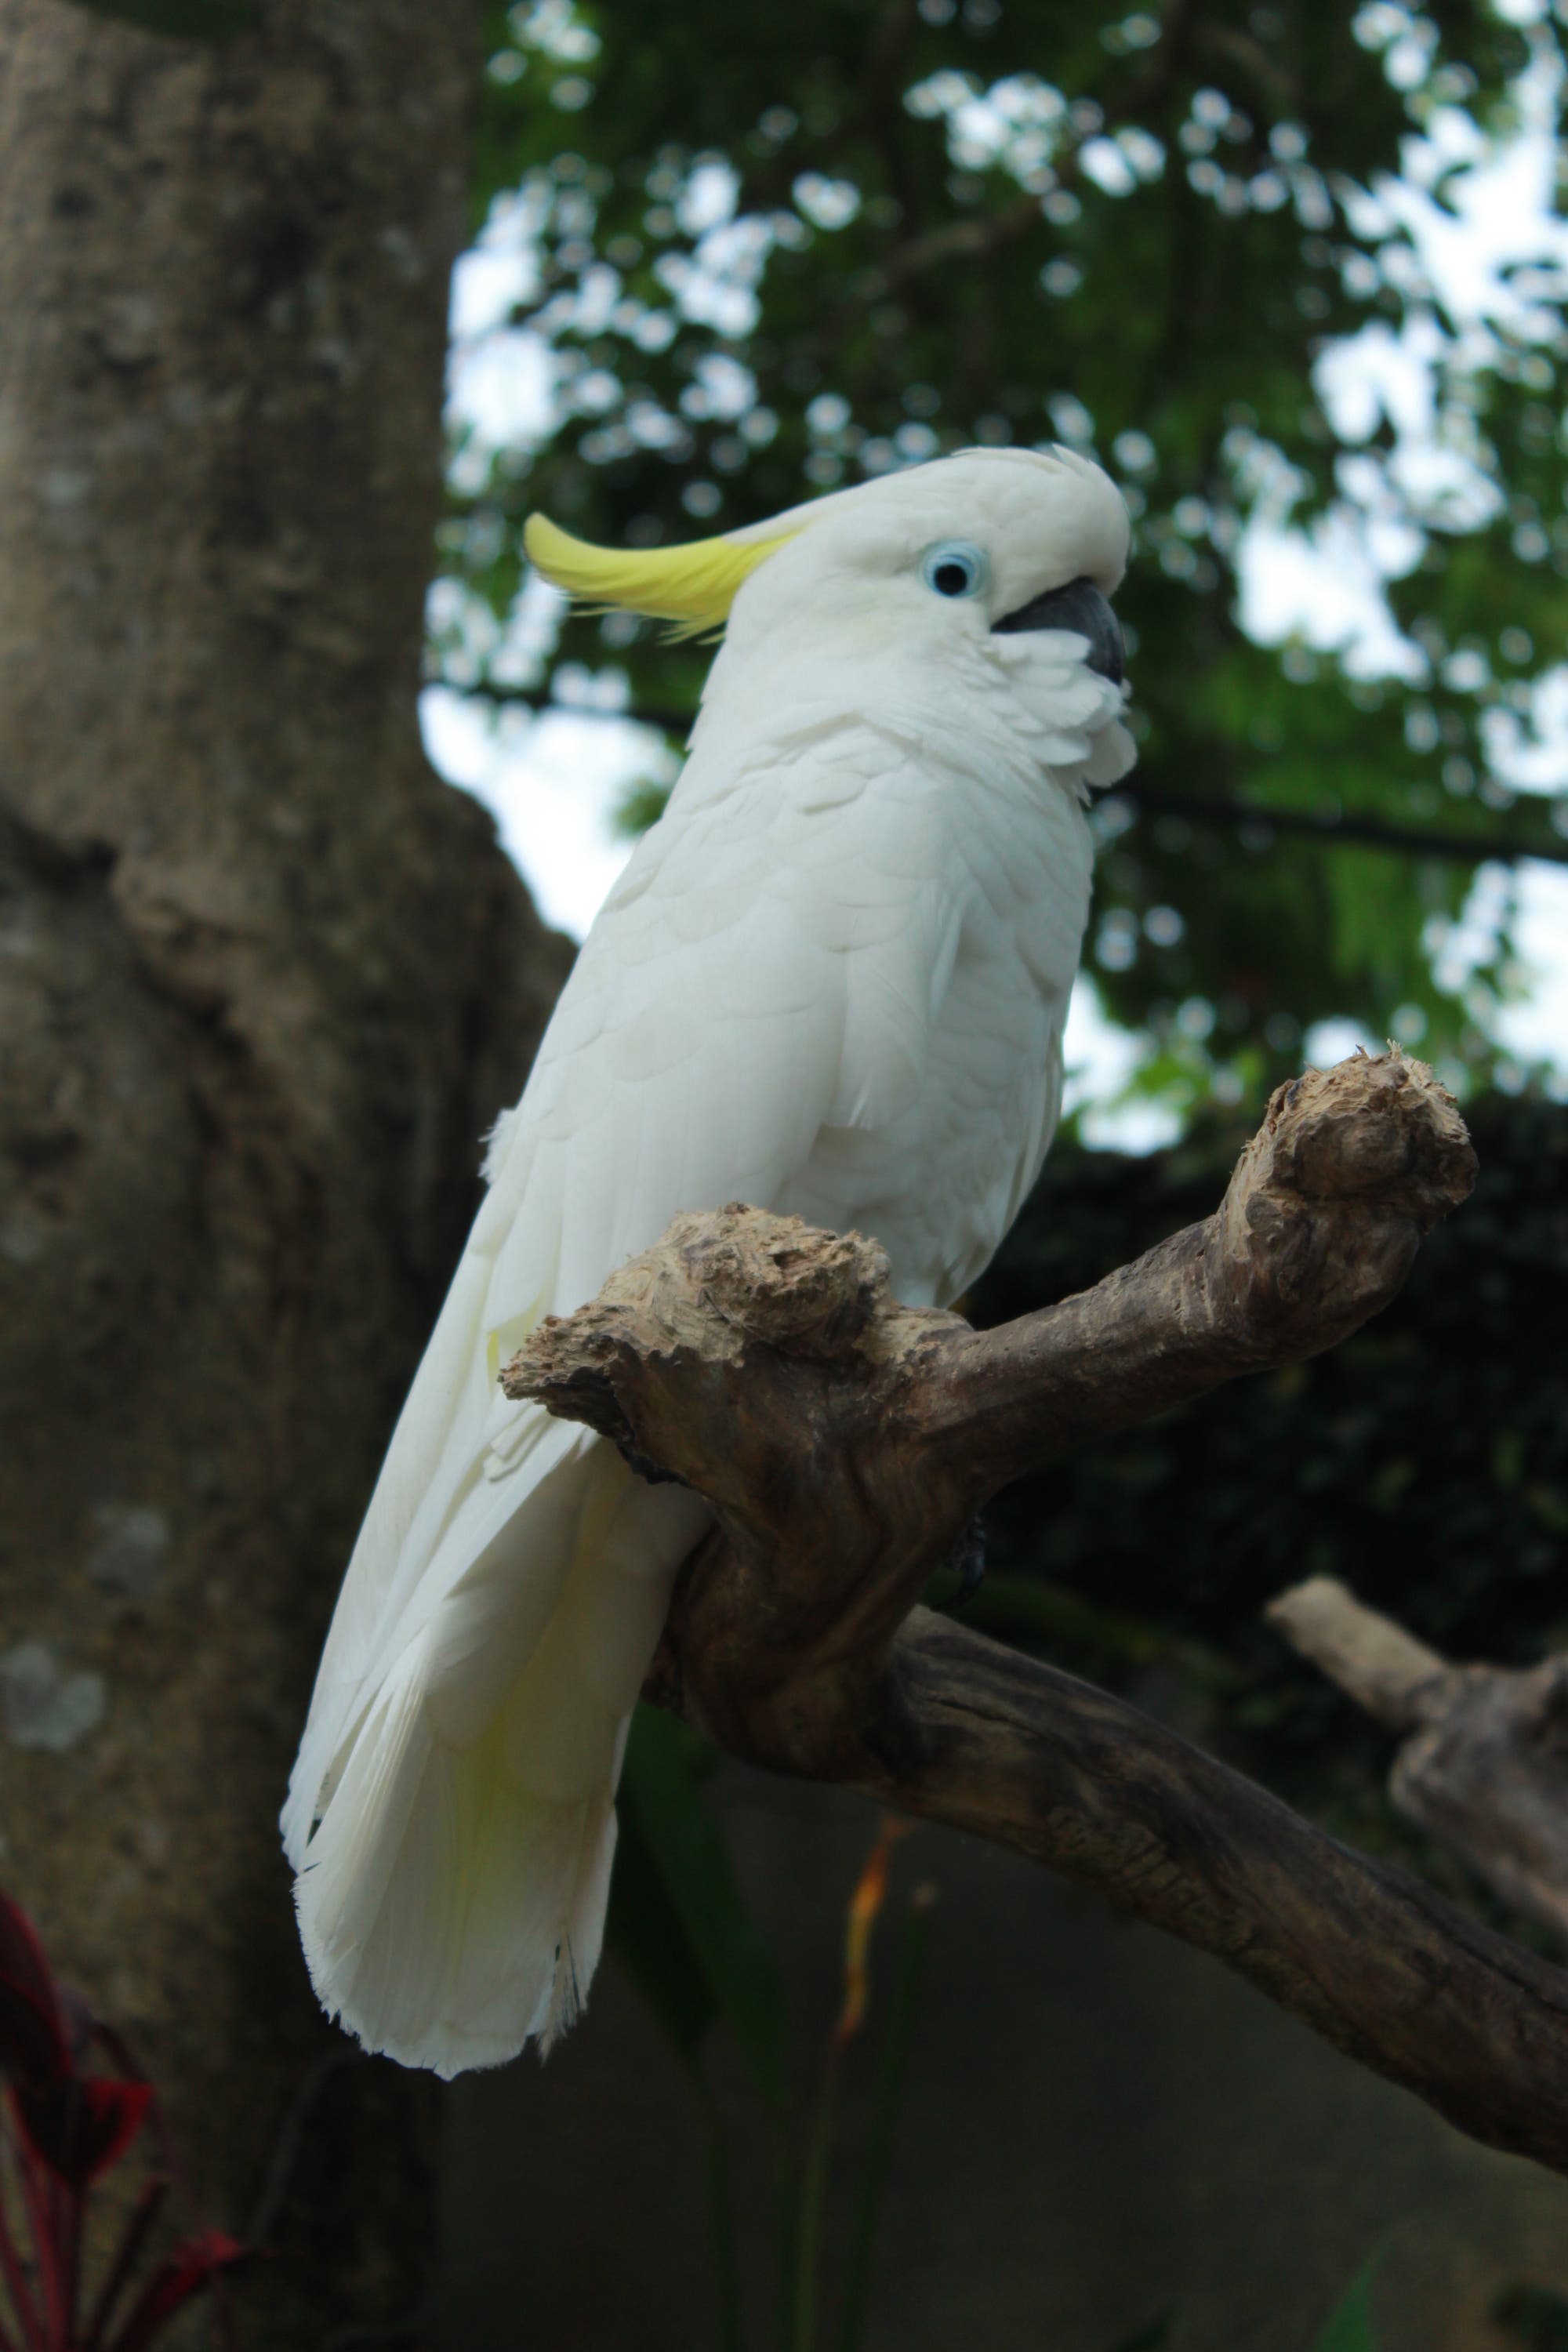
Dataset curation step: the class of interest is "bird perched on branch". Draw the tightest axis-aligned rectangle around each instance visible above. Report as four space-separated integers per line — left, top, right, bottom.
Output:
283 445 1134 2074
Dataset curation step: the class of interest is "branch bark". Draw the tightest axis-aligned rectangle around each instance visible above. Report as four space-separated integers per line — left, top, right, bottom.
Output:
1269 1576 1568 1953
508 1047 1474 1760
501 1051 1568 2180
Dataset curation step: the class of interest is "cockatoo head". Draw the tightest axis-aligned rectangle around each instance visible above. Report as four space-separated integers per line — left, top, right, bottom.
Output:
525 443 1134 785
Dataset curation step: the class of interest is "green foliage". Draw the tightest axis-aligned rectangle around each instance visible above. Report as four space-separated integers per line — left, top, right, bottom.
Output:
613 774 682 837
609 1707 777 2348
604 1765 720 2060
1309 2261 1381 2352
65 0 251 36
448 0 1567 1098
611 1703 788 2111
968 1087 1568 1823
608 1737 934 2352
828 1893 930 2352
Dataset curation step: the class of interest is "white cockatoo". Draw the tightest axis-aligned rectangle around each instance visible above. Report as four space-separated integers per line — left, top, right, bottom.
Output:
283 443 1134 2076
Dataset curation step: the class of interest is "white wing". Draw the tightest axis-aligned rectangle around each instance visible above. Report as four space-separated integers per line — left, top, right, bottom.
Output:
284 717 973 2071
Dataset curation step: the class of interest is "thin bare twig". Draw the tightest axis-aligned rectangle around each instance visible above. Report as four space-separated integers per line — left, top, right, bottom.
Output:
432 681 1568 870
1270 1577 1568 1953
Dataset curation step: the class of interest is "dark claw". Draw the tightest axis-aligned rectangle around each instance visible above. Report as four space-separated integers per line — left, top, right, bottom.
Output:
940 1515 986 1612
615 1438 687 1488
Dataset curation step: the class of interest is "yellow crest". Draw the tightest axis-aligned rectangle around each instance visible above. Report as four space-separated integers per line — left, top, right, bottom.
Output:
523 512 796 639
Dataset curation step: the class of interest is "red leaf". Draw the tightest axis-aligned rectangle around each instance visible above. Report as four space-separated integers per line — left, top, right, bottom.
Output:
0 1892 71 2090
103 2231 248 2352
13 2078 154 2189
81 2176 168 2352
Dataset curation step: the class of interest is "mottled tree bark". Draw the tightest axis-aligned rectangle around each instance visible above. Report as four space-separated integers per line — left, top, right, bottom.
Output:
0 0 568 2332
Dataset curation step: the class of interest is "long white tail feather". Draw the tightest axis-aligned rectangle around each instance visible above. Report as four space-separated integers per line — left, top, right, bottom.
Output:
289 1381 709 2072
281 1392 578 1869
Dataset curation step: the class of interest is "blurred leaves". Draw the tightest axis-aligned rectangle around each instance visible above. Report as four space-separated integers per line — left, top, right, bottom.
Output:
0 1886 248 2352
829 1865 932 2352
611 1703 788 2113
609 1725 938 2352
1309 2260 1381 2352
442 0 1568 1102
604 1771 720 2060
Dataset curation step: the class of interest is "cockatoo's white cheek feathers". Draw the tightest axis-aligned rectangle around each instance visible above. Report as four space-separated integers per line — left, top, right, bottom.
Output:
1083 712 1138 789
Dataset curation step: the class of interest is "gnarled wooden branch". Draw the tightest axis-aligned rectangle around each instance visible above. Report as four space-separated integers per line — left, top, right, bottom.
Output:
1269 1575 1568 1952
502 1054 1568 2178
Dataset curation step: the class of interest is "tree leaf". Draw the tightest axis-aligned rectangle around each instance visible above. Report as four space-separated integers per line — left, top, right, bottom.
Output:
606 1795 720 2063
14 2077 154 2189
454 0 1566 1102
64 0 252 42
834 1894 936 2352
1309 2260 1381 2352
103 2230 248 2352
617 1704 788 2115
0 1888 72 2089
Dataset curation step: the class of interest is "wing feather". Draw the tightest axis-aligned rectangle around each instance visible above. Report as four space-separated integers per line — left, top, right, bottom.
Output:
286 718 993 2067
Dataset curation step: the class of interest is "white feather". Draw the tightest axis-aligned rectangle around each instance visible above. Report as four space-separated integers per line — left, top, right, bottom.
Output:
285 444 1137 2071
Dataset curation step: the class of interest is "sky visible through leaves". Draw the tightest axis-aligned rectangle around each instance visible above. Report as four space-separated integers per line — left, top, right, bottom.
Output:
423 0 1568 1148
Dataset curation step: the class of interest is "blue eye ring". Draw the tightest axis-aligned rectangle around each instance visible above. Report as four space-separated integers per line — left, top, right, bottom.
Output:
920 540 989 601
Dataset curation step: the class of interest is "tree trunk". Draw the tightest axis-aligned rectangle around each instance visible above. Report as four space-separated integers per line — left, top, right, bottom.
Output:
0 0 567 2330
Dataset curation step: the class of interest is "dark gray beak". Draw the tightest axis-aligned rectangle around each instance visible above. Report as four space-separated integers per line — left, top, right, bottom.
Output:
991 575 1124 686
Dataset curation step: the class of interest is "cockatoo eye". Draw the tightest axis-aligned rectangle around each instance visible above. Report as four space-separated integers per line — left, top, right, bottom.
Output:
920 541 989 601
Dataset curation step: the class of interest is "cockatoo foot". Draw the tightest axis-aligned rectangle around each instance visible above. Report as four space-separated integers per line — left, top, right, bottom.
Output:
614 1439 688 1488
